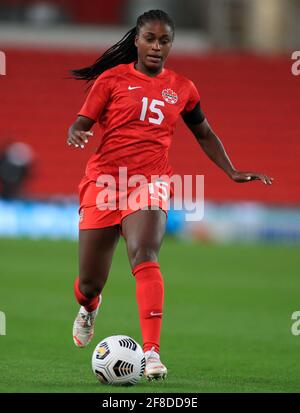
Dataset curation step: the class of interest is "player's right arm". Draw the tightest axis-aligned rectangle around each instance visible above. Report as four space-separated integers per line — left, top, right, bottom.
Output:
67 72 112 149
67 116 95 149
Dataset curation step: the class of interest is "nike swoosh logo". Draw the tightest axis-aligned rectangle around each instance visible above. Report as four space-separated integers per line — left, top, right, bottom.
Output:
128 86 142 90
150 311 162 317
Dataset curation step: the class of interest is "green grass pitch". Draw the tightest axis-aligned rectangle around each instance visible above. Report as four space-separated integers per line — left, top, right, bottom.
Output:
0 236 299 393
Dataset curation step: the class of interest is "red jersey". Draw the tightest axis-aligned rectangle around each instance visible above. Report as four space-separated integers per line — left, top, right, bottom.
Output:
78 62 200 182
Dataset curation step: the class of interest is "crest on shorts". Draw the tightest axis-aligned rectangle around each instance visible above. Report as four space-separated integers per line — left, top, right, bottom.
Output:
162 88 178 104
79 208 84 223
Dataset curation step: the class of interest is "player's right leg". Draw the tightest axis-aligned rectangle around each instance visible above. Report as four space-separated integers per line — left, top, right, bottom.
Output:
73 226 120 347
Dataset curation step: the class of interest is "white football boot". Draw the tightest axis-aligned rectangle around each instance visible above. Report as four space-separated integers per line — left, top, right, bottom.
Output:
144 346 167 381
73 295 102 348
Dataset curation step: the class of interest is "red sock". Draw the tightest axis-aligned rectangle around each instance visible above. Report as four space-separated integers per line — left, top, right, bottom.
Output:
74 277 99 312
132 261 164 354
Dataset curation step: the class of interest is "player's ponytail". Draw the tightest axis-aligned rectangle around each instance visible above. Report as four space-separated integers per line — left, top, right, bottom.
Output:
71 27 137 81
71 9 174 82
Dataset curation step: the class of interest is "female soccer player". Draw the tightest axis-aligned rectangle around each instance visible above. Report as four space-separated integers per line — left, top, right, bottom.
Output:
67 9 273 381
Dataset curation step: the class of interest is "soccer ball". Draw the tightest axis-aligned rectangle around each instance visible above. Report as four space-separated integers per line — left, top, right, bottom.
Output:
92 335 146 385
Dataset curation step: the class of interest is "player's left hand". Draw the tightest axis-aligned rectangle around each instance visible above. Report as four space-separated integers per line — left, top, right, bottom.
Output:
229 170 274 185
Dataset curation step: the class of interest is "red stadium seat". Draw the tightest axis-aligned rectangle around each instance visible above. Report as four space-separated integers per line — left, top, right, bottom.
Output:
0 49 298 204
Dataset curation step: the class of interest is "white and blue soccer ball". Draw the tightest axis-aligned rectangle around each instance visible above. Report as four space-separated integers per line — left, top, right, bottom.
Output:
92 335 146 385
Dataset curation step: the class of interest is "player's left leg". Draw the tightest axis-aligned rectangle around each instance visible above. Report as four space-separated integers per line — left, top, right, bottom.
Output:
121 208 168 380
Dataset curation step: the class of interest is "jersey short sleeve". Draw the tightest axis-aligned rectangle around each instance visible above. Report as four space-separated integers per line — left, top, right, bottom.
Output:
182 80 201 114
78 74 111 121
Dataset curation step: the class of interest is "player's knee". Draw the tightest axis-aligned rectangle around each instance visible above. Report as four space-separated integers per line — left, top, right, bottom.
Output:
129 245 158 269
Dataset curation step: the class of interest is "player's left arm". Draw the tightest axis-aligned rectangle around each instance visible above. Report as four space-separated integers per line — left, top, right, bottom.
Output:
183 108 273 185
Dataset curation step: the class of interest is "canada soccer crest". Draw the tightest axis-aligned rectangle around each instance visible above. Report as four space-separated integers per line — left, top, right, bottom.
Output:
162 88 178 104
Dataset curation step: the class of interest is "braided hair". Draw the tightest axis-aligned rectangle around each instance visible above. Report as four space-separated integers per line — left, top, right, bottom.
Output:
71 10 175 82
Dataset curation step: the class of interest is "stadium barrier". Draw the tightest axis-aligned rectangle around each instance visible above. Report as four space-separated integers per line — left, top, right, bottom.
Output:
0 199 299 244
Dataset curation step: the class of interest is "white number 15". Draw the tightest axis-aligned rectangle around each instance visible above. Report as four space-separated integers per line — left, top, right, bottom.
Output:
139 97 165 125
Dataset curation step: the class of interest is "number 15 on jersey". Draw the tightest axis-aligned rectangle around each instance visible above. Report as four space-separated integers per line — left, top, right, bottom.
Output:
139 97 165 125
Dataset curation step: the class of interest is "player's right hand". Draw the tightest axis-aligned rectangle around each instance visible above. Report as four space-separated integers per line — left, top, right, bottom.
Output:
67 129 93 149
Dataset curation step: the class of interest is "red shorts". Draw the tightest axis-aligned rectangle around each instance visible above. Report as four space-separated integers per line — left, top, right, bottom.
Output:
78 175 172 231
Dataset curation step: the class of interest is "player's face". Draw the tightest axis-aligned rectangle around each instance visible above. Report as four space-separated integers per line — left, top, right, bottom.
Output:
135 21 173 74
